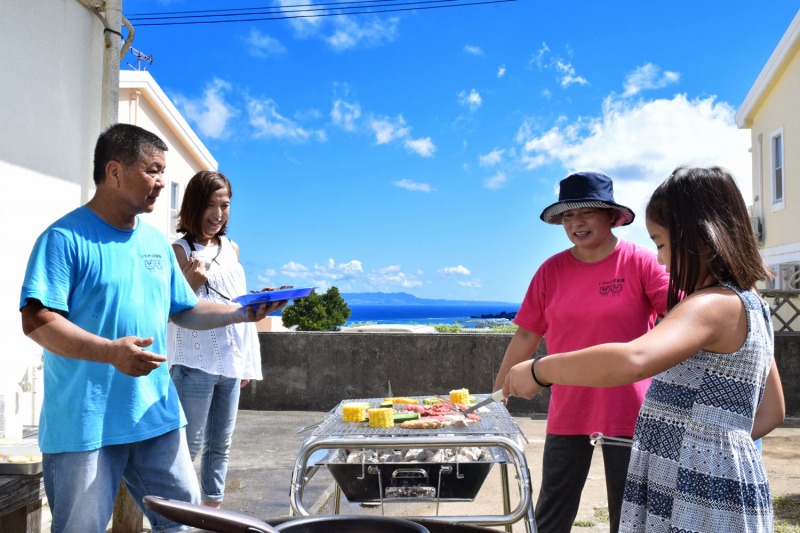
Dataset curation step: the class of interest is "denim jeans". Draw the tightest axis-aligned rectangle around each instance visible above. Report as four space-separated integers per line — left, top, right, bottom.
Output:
43 428 199 533
169 365 241 503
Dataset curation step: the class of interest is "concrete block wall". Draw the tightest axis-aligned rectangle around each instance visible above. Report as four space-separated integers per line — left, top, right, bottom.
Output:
240 332 800 417
240 332 549 415
775 334 800 416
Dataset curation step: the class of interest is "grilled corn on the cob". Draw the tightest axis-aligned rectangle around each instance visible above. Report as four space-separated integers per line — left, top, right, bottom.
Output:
342 402 369 422
383 397 420 405
368 408 395 428
449 388 469 405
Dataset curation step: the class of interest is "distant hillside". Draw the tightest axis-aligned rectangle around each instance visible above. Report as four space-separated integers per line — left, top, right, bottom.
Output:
341 291 519 307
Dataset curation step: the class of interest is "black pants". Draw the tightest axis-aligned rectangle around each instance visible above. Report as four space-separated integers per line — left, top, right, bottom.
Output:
534 434 631 533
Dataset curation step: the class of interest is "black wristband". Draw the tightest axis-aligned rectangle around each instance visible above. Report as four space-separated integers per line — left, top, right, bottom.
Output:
531 355 552 388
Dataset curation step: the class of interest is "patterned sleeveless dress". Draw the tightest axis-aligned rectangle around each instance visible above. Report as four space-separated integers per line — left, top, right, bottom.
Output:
620 282 774 533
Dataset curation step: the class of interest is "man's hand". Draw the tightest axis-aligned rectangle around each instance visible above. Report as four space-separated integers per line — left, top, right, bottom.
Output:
108 336 167 377
239 300 288 322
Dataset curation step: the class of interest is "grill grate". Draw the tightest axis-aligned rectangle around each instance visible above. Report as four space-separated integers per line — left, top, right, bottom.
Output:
311 395 523 438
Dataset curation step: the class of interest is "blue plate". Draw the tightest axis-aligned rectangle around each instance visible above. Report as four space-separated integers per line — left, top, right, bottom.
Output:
232 287 315 306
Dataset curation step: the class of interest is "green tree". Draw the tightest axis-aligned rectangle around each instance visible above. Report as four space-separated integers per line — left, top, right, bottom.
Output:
280 286 351 331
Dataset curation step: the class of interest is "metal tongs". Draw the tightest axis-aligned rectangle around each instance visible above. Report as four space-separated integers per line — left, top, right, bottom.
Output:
590 432 633 448
434 395 464 413
462 390 505 415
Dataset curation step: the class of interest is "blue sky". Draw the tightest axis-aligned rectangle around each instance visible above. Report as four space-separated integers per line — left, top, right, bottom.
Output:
122 1 799 303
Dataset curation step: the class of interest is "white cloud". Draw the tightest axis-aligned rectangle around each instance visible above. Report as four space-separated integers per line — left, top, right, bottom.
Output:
295 108 323 121
246 29 286 58
458 89 482 112
439 265 471 276
279 259 364 281
277 0 325 36
326 15 400 51
276 0 399 50
269 259 427 292
497 65 506 78
484 172 508 189
369 116 410 144
173 78 237 139
367 265 424 289
530 42 550 69
367 115 435 157
331 99 362 131
515 93 753 208
393 179 433 192
438 266 482 288
555 59 588 88
464 44 484 56
255 268 278 287
623 63 680 97
530 42 588 89
479 148 505 167
247 97 325 141
404 137 436 157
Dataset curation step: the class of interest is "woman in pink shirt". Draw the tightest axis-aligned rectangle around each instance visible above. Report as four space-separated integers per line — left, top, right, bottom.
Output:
494 171 669 533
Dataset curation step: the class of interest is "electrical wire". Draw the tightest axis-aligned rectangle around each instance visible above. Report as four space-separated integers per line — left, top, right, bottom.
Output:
127 0 426 17
126 0 517 26
128 0 472 21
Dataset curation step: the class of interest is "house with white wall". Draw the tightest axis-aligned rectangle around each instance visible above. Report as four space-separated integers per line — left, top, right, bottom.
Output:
736 9 800 292
3 1 106 433
2 2 217 430
119 69 218 240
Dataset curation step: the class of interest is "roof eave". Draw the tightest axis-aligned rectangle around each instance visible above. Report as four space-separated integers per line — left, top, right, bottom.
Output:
736 9 800 129
119 70 218 170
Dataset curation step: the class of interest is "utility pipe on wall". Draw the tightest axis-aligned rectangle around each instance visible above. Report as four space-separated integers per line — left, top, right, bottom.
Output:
101 0 121 131
756 133 764 243
75 0 130 203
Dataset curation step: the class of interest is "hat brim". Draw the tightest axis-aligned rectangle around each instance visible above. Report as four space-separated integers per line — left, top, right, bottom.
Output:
539 200 635 227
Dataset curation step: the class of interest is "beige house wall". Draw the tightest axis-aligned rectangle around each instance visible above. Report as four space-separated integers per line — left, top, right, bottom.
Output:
747 48 800 263
738 9 800 286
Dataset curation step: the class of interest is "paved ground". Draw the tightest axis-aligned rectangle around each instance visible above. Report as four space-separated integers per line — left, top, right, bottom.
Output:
37 411 800 532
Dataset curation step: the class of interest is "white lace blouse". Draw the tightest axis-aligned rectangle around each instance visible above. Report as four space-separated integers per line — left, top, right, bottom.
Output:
167 237 262 379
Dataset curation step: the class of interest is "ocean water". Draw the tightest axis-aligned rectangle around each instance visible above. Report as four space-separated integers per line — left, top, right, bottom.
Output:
345 304 519 327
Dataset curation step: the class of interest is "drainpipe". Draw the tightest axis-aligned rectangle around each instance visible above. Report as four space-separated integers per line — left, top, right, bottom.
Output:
100 0 121 130
75 0 128 203
756 133 764 243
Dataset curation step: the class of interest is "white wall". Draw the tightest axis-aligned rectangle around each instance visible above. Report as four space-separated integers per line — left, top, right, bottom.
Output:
119 71 218 239
2 1 105 425
1 4 217 429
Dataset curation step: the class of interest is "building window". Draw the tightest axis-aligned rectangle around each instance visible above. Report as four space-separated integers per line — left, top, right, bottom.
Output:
771 130 784 210
170 182 181 236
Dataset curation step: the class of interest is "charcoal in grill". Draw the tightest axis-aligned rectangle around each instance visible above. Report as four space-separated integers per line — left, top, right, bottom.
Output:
322 447 506 502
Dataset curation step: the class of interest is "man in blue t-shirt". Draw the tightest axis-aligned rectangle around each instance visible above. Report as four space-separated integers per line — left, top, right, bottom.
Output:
19 124 282 533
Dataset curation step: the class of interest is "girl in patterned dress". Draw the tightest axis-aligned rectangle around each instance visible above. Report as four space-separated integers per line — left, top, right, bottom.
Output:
502 166 785 532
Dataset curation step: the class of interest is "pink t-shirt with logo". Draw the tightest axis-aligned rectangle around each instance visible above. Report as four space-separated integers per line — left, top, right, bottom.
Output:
514 239 669 436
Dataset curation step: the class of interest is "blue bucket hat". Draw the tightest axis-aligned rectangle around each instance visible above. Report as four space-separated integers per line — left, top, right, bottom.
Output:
539 171 635 227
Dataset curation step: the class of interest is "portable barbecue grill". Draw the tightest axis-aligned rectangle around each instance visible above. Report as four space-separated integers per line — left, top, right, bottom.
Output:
289 395 536 533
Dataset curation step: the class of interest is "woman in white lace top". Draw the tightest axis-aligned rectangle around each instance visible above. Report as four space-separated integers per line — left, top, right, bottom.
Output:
167 170 285 508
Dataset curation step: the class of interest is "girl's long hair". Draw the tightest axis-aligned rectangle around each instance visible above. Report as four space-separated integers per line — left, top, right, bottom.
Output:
646 166 772 310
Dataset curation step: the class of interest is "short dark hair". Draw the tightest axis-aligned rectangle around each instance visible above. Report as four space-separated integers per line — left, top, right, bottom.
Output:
93 123 168 185
646 166 771 309
176 170 233 238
